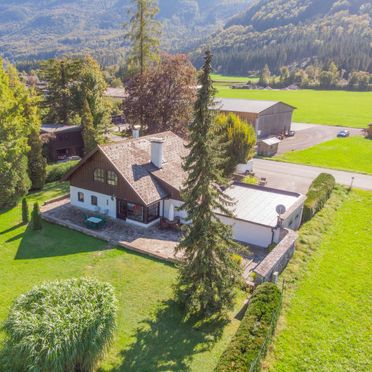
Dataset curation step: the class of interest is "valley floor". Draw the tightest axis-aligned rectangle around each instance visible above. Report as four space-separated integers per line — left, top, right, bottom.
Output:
216 86 372 128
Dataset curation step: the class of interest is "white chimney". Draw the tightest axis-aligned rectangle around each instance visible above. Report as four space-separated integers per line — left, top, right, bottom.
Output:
132 125 141 139
150 138 164 168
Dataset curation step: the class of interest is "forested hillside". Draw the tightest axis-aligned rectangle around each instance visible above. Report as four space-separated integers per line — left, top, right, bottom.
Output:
194 0 372 74
0 0 248 65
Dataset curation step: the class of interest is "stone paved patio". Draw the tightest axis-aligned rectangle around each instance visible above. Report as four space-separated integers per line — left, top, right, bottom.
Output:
41 197 269 280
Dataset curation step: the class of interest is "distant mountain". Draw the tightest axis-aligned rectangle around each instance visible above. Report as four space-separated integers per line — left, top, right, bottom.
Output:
0 0 249 65
194 0 372 74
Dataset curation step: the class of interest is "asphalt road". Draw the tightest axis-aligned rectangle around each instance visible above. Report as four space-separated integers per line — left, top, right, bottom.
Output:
277 123 363 154
253 159 372 194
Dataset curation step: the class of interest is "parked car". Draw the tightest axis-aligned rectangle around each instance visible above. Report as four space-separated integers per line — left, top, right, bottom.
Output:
337 130 350 138
286 130 296 137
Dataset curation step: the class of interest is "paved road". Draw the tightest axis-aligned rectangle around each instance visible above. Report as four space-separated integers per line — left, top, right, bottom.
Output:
277 123 363 154
253 159 372 194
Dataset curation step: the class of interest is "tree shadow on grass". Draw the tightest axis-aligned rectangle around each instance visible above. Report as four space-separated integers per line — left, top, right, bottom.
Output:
111 300 228 372
0 222 24 236
14 222 107 260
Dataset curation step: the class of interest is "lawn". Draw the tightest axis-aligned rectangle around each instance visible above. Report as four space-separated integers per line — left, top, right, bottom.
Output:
216 86 372 128
0 183 244 371
264 188 372 371
275 137 372 174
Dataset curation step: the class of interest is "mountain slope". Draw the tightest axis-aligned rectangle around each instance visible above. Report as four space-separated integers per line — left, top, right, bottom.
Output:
194 0 372 74
0 0 249 64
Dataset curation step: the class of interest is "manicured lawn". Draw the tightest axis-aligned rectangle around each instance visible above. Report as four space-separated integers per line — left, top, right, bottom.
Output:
216 86 372 128
0 183 244 371
275 137 372 174
265 189 372 371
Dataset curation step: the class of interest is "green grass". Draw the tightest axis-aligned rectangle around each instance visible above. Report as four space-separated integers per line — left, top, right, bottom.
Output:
275 137 372 174
265 188 372 371
216 86 372 128
0 183 244 371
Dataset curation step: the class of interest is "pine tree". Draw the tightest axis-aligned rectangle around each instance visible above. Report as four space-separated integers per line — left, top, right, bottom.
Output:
22 198 29 224
175 51 241 319
31 202 42 230
81 98 97 154
125 0 161 75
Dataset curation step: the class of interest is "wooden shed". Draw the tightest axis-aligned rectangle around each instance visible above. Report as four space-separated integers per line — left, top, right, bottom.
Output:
41 124 84 162
214 98 296 139
257 137 281 157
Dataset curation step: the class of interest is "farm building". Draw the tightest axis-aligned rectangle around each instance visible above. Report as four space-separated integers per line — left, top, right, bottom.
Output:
214 98 296 139
41 124 84 162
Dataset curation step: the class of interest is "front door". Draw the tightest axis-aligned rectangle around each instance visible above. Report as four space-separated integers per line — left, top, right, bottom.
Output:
117 199 127 220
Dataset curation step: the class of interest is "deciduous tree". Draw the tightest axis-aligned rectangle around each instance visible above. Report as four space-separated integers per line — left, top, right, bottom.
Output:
123 53 196 136
175 51 241 319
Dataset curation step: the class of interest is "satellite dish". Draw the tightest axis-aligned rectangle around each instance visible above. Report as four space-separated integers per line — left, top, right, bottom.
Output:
276 204 286 215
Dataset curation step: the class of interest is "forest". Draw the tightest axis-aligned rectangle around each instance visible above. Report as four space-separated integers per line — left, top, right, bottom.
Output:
193 0 372 75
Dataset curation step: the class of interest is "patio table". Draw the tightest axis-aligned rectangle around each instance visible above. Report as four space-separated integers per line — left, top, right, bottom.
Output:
85 216 104 229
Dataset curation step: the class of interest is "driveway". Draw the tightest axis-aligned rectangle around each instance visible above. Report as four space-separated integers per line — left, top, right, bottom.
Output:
277 123 363 155
253 159 372 194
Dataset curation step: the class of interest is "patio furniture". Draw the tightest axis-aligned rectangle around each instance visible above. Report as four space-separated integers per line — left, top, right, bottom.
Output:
160 217 181 231
84 216 105 230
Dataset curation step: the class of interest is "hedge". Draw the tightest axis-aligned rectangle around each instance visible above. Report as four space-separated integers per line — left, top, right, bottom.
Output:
46 160 79 183
302 173 335 223
2 278 117 372
215 282 282 372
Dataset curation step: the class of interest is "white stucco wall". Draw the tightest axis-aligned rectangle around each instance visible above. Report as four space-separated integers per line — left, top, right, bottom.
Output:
163 199 188 223
217 215 274 248
282 204 304 231
70 186 117 218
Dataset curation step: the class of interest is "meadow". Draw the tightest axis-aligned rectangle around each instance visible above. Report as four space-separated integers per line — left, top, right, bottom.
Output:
275 137 372 174
216 85 372 128
264 188 372 371
0 183 244 371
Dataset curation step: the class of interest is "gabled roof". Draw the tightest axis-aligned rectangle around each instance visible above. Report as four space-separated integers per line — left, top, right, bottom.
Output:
64 131 188 205
261 137 281 146
41 124 81 134
213 98 296 114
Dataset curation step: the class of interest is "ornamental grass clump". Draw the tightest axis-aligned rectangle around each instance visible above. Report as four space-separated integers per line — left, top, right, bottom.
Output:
2 278 117 372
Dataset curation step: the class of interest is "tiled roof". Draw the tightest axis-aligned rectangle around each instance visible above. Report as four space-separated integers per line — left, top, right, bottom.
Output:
99 131 187 205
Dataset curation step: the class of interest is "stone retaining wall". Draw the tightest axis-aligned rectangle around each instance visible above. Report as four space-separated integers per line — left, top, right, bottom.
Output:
253 229 298 284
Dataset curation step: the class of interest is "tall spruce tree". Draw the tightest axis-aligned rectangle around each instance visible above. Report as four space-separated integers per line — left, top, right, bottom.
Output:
175 51 241 319
81 98 97 154
125 0 161 75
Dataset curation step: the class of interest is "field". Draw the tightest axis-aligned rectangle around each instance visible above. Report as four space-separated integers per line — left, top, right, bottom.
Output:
275 137 372 174
0 183 244 371
216 86 372 128
211 74 258 83
265 188 372 371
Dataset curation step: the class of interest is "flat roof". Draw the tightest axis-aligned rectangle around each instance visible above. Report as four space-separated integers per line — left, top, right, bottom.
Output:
219 183 305 227
213 98 295 114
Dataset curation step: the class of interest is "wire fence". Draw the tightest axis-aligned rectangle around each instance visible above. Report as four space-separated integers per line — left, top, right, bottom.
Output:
249 279 286 372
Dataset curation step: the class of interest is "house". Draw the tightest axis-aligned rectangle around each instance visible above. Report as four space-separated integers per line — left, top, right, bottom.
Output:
257 137 281 157
41 124 84 162
213 98 296 140
63 131 305 248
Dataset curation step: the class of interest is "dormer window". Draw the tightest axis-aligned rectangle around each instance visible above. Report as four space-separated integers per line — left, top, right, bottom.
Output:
93 169 105 183
107 171 118 186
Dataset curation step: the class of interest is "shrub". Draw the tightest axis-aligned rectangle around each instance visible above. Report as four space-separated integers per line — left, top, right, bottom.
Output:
46 160 79 183
302 173 335 223
21 198 29 224
216 282 282 372
31 202 42 230
2 278 117 372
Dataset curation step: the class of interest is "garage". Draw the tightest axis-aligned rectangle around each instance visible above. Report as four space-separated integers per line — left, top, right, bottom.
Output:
215 183 306 248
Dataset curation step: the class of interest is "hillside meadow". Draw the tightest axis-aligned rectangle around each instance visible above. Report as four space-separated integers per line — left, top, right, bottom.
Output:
216 86 372 128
